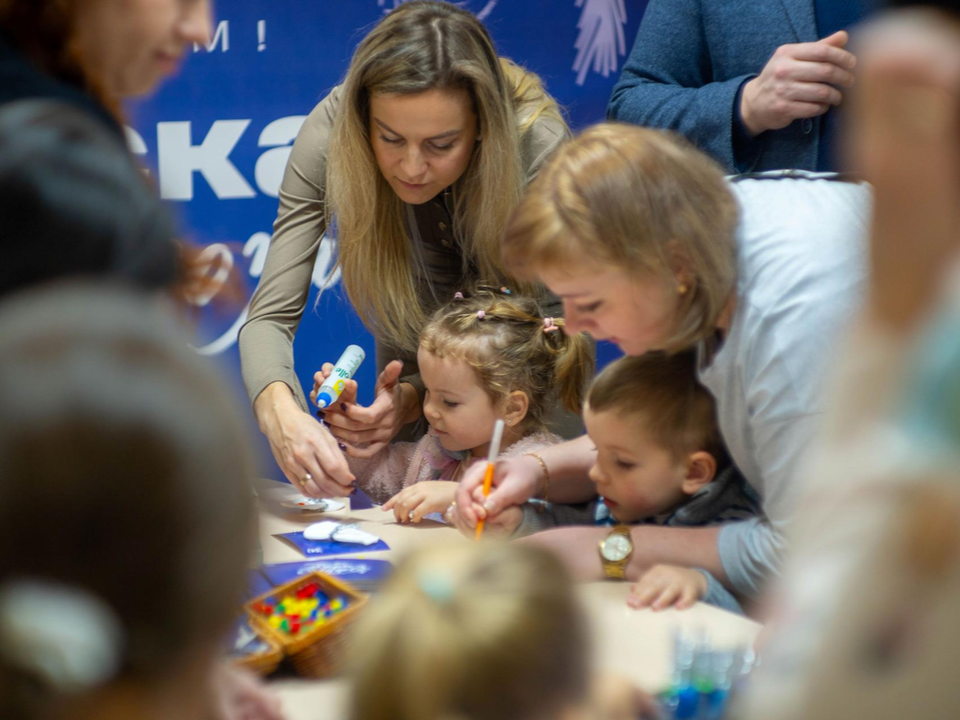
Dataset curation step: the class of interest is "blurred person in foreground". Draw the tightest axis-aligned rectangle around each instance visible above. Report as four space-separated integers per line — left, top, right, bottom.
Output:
0 100 281 720
0 286 280 720
741 3 960 718
348 541 656 720
0 0 211 132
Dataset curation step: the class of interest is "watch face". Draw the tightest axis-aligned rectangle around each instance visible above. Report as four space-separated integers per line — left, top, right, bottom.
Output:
602 533 632 562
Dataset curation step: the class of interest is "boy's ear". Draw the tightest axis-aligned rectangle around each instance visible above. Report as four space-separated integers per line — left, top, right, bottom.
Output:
503 390 529 428
681 451 717 495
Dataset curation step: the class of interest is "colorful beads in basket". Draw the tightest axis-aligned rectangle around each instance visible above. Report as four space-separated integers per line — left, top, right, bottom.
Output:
251 582 350 636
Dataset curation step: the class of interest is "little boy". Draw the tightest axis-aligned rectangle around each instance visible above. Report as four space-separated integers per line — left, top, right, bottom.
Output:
508 351 757 614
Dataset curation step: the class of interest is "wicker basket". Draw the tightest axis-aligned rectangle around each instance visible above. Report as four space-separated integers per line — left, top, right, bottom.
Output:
245 571 368 679
232 623 284 676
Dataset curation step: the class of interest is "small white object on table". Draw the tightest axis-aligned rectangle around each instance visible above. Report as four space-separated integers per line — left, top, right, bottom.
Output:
254 479 761 720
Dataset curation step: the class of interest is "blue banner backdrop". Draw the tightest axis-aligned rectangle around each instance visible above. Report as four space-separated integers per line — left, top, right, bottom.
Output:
127 0 647 477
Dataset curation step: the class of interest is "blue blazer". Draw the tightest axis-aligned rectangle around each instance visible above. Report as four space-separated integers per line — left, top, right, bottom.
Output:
608 0 820 173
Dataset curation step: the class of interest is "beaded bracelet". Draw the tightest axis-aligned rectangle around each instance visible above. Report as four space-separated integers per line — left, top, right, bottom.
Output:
523 452 550 502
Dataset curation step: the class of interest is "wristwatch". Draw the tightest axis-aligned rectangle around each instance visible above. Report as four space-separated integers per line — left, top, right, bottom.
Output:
599 525 634 580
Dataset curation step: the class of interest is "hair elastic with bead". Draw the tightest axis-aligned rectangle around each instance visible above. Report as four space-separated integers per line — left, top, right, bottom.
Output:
476 310 486 320
418 569 455 605
0 580 123 693
543 317 560 334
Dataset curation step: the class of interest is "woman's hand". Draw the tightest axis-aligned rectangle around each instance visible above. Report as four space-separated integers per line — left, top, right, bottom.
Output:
313 360 421 458
627 564 708 611
452 454 546 529
383 481 459 524
254 382 355 498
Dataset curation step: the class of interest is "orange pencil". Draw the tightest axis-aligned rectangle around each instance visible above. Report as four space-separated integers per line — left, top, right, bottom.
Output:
474 419 505 540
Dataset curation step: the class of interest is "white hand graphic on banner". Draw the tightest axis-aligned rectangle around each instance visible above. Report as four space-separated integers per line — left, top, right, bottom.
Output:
573 0 628 86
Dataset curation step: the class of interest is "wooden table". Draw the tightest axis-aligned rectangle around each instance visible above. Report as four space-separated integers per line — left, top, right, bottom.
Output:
254 479 761 720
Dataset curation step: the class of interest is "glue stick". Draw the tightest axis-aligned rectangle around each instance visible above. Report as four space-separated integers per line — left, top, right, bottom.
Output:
316 345 366 409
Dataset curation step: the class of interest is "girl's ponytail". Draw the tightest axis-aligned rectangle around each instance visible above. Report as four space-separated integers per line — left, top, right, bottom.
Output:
541 317 594 414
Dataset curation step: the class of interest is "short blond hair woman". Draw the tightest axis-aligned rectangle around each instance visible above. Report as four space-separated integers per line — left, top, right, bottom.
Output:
239 2 573 497
455 123 872 607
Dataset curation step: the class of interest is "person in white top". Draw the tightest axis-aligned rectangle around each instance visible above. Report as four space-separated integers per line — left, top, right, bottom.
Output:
453 125 870 605
701 172 869 595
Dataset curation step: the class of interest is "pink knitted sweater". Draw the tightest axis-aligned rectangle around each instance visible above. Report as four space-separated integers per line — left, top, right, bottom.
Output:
350 428 561 505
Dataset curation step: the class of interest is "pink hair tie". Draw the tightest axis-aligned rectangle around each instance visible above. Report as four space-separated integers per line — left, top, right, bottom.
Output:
453 292 464 301
543 317 559 333
476 310 486 320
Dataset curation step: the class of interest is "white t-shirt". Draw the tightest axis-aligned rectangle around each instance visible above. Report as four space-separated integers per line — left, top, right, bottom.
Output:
698 172 872 596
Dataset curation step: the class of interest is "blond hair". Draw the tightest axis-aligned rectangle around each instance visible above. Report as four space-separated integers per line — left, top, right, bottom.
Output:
588 352 726 463
348 542 589 720
328 1 566 353
419 289 593 432
503 123 739 353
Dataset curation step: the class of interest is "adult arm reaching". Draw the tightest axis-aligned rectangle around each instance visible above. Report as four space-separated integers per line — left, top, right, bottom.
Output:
452 434 598 527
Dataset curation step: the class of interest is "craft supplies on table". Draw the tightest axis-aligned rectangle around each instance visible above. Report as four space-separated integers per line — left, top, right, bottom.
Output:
246 571 368 679
279 497 347 513
658 629 758 719
276 521 390 558
258 558 393 593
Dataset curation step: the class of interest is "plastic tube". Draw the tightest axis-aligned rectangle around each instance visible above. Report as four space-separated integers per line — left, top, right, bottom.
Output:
316 345 366 409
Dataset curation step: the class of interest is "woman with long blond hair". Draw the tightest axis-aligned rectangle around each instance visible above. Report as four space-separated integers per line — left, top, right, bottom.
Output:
240 1 574 497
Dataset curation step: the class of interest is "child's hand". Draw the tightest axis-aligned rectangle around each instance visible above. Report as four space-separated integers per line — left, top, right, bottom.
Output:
627 564 708 611
383 481 458 524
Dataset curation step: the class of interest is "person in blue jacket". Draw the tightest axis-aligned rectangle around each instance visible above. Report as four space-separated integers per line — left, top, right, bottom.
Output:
608 0 876 173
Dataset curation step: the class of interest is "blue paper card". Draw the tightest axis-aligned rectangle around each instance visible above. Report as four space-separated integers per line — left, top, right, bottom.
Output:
276 531 389 558
349 488 375 510
262 558 393 591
